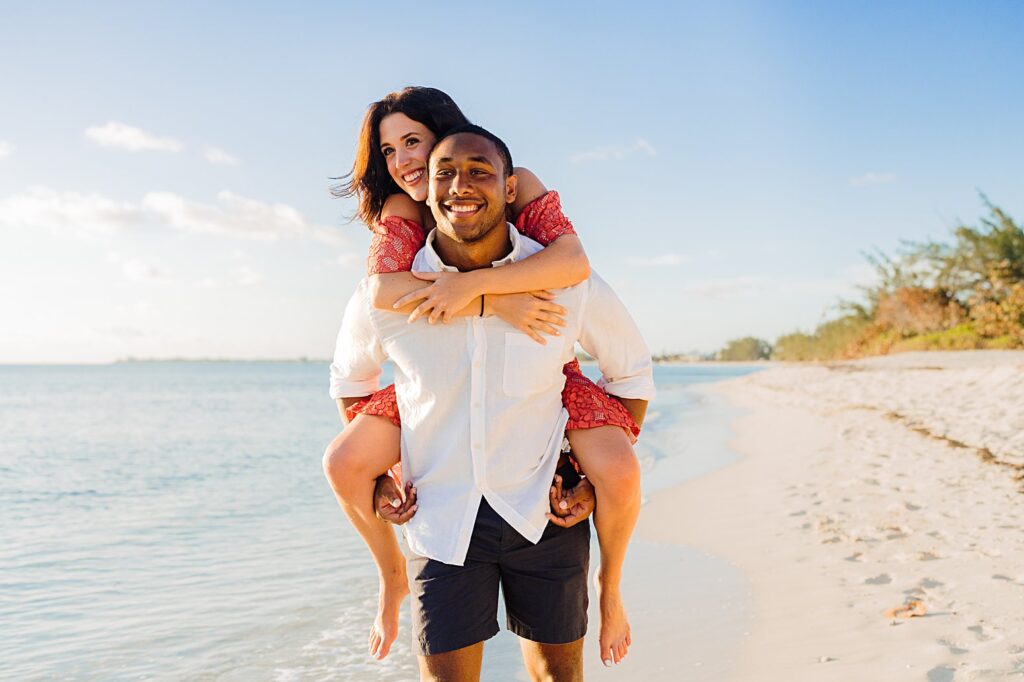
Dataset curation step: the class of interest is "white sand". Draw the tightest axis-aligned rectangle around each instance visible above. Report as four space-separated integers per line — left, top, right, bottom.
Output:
638 351 1024 681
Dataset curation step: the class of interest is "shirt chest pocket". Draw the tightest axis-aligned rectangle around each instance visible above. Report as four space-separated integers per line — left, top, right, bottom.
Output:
502 333 566 397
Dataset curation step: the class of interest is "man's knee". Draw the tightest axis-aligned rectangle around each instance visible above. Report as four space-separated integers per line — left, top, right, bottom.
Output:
521 639 583 682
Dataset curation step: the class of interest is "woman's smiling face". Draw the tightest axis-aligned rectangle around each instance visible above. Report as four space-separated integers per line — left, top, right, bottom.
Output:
378 112 437 202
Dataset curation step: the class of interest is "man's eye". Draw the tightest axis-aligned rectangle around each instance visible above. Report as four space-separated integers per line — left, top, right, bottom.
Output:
471 169 488 176
435 169 452 177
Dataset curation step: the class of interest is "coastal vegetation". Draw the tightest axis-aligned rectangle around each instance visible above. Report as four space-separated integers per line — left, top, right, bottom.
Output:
717 200 1024 361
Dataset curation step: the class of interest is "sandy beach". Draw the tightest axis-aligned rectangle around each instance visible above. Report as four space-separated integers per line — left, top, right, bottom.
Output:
637 351 1024 681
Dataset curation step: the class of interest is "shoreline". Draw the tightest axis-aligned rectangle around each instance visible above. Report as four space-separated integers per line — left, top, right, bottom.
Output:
636 350 1024 680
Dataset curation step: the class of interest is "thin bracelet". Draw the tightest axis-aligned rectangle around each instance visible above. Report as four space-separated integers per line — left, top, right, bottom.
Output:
480 294 485 317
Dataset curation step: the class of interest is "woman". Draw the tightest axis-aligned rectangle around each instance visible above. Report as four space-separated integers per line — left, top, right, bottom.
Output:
323 87 645 668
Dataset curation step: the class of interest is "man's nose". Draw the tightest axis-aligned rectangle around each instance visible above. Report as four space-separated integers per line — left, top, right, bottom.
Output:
450 172 472 195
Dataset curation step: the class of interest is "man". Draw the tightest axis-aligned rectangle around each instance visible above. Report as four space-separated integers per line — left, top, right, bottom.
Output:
330 124 655 681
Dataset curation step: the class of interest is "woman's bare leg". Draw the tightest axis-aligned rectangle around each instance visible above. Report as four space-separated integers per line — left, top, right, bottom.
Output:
564 425 640 667
323 414 406 660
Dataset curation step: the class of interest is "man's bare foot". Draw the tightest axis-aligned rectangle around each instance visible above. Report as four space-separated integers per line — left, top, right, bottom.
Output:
594 571 631 666
368 571 409 660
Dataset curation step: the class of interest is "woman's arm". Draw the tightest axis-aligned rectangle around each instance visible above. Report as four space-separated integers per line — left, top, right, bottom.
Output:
387 167 590 322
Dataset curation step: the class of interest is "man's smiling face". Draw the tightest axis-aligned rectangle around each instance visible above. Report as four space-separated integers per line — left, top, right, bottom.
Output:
427 133 517 244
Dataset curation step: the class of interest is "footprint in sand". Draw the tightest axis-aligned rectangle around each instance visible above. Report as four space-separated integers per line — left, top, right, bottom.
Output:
920 578 944 589
967 624 998 642
927 665 956 681
937 639 969 655
865 574 892 585
992 574 1014 581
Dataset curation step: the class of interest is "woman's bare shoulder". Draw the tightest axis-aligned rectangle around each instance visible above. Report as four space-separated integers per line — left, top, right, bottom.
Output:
380 193 426 223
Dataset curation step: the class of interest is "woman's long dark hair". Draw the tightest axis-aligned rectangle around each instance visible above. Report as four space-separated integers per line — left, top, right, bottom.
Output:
334 87 470 227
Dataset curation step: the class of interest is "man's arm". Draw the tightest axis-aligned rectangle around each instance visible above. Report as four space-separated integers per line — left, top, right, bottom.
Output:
576 272 657 408
615 397 648 429
329 280 387 411
336 396 370 425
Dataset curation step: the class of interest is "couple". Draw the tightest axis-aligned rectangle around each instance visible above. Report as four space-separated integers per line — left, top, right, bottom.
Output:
325 87 655 681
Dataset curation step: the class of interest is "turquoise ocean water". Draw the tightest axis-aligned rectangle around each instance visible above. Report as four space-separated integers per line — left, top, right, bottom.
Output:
0 362 759 680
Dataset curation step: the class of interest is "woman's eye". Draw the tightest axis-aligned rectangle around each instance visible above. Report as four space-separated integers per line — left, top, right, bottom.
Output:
381 147 393 157
406 137 419 147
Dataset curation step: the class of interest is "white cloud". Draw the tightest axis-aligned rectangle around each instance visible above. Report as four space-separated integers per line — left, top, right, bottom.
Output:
683 276 761 298
142 190 334 242
85 121 183 153
205 146 239 166
0 185 140 236
121 258 171 283
231 266 263 286
197 277 222 289
626 253 690 267
570 138 657 164
2 185 349 247
0 140 13 158
849 171 897 187
337 252 362 268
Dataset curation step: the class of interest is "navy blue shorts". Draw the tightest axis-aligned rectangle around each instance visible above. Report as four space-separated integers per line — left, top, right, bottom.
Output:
408 498 590 656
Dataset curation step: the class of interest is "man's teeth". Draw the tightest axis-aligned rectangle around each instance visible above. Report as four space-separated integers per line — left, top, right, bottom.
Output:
447 204 480 214
402 170 423 183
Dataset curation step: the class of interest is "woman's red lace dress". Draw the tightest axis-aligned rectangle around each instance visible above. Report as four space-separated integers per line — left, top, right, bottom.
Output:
346 191 641 443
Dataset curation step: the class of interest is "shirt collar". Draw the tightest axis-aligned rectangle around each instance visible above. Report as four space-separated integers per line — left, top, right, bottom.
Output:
421 223 524 273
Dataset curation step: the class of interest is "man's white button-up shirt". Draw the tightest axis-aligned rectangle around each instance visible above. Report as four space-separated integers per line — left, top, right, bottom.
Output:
330 225 655 566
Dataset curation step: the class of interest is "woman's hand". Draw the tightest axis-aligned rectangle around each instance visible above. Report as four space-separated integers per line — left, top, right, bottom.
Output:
546 475 595 528
374 477 418 525
487 292 567 344
394 271 482 324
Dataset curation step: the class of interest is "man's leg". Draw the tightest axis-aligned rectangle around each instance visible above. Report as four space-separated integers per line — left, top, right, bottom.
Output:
499 507 590 680
409 501 503 680
565 425 640 665
518 638 583 682
418 642 484 682
322 414 406 659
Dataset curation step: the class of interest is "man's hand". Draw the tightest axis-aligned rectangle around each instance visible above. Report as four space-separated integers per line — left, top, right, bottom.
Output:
546 474 595 528
374 477 418 525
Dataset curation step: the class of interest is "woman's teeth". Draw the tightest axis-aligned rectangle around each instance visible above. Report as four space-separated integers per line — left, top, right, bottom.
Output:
402 170 423 184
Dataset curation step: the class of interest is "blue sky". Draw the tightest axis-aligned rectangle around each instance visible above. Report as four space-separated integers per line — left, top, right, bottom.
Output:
2 1 1022 362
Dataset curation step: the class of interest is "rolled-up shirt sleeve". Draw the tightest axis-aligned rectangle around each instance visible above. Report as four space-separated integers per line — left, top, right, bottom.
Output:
577 272 656 401
329 279 387 399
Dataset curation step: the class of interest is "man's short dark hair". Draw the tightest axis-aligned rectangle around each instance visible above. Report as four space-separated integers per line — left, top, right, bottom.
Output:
431 124 514 178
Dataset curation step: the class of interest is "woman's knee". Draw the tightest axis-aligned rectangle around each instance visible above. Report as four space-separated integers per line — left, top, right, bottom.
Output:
581 437 640 496
322 432 368 484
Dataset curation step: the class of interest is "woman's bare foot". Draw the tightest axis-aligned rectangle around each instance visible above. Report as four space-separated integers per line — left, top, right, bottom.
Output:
368 570 409 660
595 571 631 666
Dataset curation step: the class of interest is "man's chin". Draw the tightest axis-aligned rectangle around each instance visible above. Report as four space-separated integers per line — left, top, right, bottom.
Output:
439 219 499 244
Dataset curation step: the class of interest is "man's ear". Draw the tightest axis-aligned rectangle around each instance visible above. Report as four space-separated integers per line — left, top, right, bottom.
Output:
505 173 518 205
